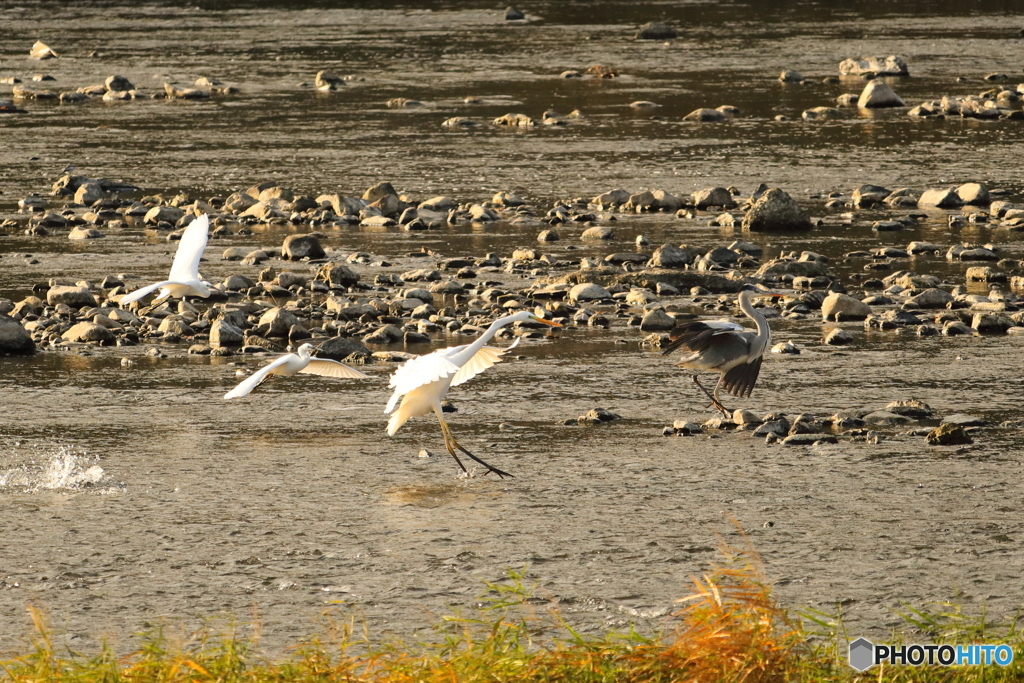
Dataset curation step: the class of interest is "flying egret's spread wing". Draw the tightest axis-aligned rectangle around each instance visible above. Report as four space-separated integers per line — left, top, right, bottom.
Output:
224 355 293 400
299 359 370 380
450 336 521 388
387 350 462 393
168 215 210 282
119 280 174 305
720 354 763 398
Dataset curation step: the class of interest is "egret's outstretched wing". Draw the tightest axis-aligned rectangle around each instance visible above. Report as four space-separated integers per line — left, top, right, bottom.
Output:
169 215 210 282
224 355 292 400
119 280 174 305
387 349 462 393
299 359 370 380
450 336 521 388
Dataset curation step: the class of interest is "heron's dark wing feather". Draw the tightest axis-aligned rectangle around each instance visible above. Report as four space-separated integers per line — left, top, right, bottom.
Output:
720 355 763 398
661 323 718 355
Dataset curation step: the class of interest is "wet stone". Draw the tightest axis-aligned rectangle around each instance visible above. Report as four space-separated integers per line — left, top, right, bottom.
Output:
926 423 973 446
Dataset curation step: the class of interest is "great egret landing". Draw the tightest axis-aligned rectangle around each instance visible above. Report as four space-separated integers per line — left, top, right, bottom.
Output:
119 214 213 314
385 310 561 478
225 343 369 399
662 284 785 415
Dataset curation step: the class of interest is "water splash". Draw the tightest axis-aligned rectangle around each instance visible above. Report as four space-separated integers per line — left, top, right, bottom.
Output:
0 443 117 494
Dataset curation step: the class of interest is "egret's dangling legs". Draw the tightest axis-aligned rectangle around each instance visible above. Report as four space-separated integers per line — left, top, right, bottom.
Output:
433 407 513 479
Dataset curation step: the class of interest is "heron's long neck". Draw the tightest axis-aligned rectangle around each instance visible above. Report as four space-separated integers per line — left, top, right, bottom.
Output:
739 291 771 347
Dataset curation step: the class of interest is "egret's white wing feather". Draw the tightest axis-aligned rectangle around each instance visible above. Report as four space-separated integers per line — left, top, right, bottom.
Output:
450 336 521 388
385 388 402 415
119 280 173 305
224 355 292 399
387 349 462 393
169 215 210 282
299 359 370 380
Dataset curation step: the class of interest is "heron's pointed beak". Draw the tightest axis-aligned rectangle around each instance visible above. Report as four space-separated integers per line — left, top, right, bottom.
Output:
531 316 562 327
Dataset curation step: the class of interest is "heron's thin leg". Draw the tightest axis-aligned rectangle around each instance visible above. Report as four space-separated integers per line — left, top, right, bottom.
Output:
435 411 513 479
711 380 731 416
692 374 728 414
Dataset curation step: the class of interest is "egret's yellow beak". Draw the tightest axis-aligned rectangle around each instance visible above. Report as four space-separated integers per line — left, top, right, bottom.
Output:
530 315 562 327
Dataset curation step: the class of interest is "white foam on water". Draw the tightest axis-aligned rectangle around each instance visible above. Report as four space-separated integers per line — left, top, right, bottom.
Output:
0 444 118 494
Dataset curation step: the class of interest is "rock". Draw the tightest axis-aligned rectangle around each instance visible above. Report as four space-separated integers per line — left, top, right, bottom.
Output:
257 307 300 337
692 187 734 209
579 408 621 424
742 188 812 231
210 318 245 346
733 409 762 425
74 182 105 205
144 205 185 225
363 324 404 344
823 328 854 345
29 41 58 60
857 79 904 108
46 285 96 308
105 75 134 91
639 309 675 331
956 183 990 205
317 337 371 361
569 283 611 302
68 227 104 240
683 108 727 122
537 229 560 242
942 321 973 336
886 399 934 418
782 434 838 446
839 55 909 77
504 5 525 20
635 21 676 40
862 410 910 426
282 234 325 260
802 106 845 120
315 262 360 288
592 188 630 207
821 292 872 321
62 321 115 344
0 314 34 354
904 288 953 309
651 244 693 268
972 313 1013 334
965 266 1004 282
754 418 790 436
926 423 973 446
778 69 802 82
401 268 441 282
158 315 195 336
581 226 614 240
918 188 963 209
907 241 943 255
770 341 800 354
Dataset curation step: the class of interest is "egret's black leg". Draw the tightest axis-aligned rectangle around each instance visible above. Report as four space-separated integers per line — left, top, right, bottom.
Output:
437 416 513 479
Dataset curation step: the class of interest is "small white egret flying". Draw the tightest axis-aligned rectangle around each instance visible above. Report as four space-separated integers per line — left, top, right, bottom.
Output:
662 284 785 415
385 310 560 478
119 214 213 313
224 343 370 399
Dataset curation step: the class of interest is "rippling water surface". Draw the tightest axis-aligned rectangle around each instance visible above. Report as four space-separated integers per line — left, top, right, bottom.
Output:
2 0 1024 654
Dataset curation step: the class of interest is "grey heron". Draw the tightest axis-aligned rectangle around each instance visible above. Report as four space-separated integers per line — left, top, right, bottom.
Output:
662 284 785 415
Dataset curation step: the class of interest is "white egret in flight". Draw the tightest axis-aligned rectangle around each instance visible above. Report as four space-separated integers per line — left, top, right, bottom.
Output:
662 284 785 415
119 214 213 313
385 310 561 478
225 343 369 399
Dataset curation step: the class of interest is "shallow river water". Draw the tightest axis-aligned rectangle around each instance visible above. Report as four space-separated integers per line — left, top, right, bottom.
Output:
2 0 1024 654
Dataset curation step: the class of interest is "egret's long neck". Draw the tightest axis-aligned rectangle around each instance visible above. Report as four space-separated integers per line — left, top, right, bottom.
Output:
739 290 771 349
453 315 518 364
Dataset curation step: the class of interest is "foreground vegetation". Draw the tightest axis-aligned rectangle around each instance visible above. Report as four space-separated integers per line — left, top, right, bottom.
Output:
3 544 1022 683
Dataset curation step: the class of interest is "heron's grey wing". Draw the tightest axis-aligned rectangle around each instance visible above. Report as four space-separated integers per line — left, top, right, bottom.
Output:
449 336 521 388
299 359 370 380
720 354 763 398
169 214 209 281
661 323 718 355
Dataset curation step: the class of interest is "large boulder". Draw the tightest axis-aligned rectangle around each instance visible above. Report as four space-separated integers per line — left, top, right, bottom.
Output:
62 322 115 344
47 285 97 308
904 288 953 309
650 244 693 268
683 108 728 122
918 188 963 209
635 21 676 40
0 314 34 354
639 309 676 331
282 234 325 260
569 283 612 302
317 336 371 361
741 188 812 231
857 79 905 108
257 307 300 337
315 262 360 288
956 183 990 205
839 55 909 77
692 187 734 209
210 318 244 346
821 292 872 321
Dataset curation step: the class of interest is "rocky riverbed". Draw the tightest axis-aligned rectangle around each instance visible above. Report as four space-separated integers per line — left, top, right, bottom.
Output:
2 0 1024 655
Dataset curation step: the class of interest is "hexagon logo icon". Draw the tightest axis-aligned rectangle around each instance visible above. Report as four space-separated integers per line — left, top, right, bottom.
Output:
849 637 875 671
